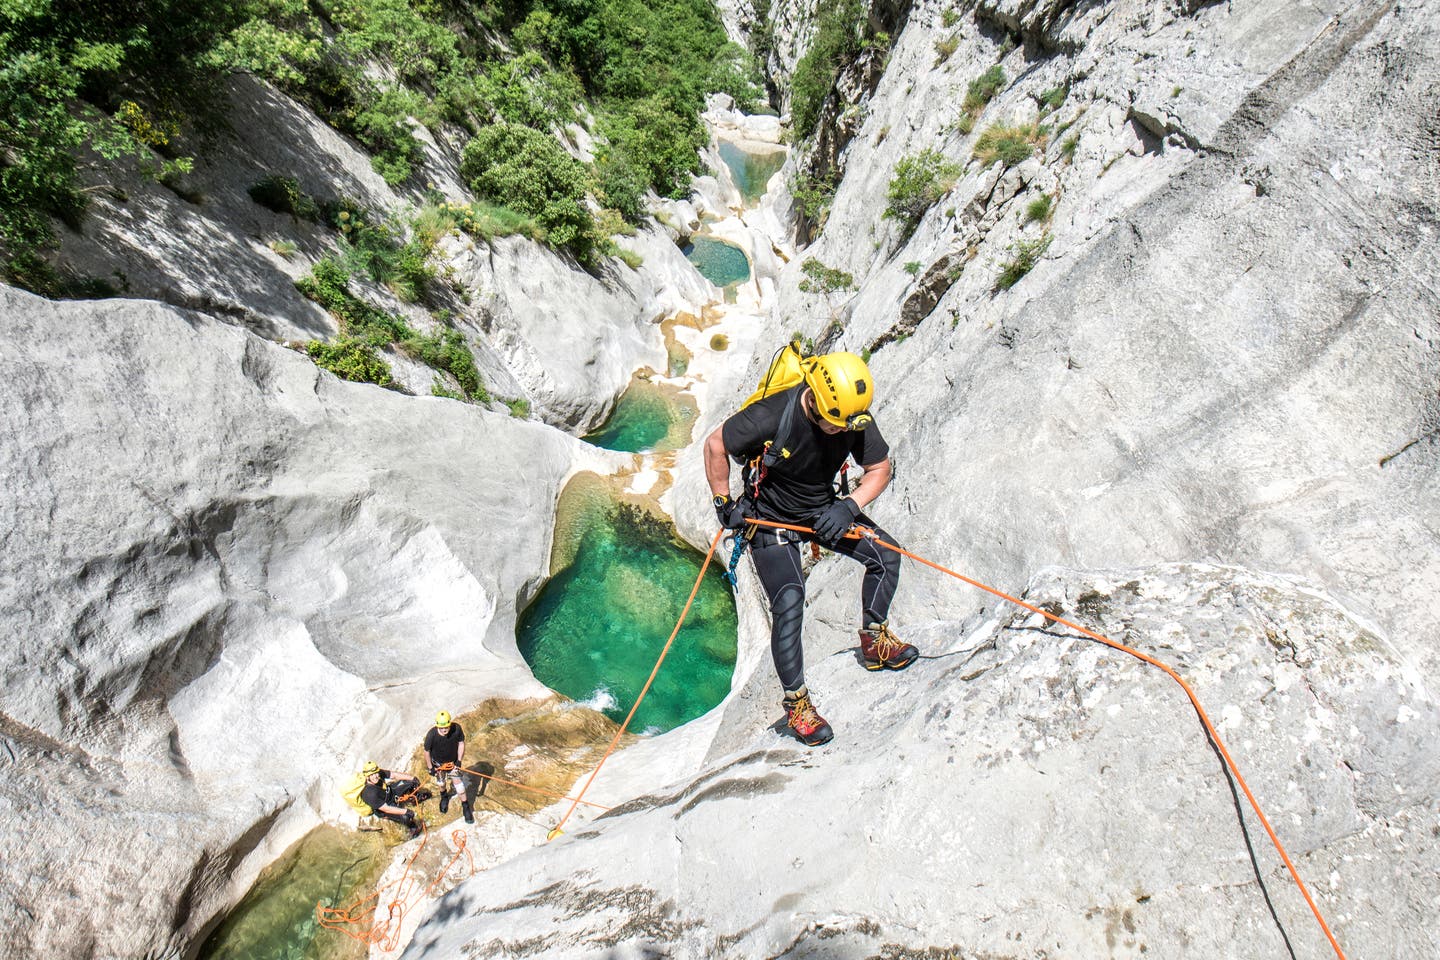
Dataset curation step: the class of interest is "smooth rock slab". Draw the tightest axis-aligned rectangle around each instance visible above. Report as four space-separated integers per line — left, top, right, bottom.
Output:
398 563 1439 959
0 287 578 958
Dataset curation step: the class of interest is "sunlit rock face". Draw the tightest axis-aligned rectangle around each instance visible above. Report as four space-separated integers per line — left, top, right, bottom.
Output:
51 73 681 434
401 563 1439 959
405 0 1440 957
0 287 578 958
6 0 1439 957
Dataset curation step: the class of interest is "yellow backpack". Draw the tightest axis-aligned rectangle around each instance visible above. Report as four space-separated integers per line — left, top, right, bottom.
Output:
340 772 373 816
741 340 809 410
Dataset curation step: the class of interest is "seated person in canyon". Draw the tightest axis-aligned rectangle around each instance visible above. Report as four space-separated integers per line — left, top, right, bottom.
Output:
703 350 917 747
359 761 424 838
424 710 474 824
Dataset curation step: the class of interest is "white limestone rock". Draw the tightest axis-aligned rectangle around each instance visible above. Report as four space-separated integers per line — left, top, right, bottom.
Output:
399 564 1439 959
0 287 579 958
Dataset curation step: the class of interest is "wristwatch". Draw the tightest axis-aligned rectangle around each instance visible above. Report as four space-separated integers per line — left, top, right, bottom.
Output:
712 494 730 508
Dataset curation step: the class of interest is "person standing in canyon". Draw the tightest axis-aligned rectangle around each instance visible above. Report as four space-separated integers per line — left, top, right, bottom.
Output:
703 350 917 747
424 710 475 824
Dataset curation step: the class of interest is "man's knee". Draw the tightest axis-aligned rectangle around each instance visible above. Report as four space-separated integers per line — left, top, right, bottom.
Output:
772 583 804 634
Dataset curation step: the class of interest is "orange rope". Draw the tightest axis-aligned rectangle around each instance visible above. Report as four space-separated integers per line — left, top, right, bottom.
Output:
316 822 475 950
435 761 613 812
747 517 1347 960
548 528 725 838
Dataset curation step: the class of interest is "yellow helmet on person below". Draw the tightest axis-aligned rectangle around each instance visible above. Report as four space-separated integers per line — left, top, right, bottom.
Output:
362 760 380 776
804 352 875 430
435 710 452 728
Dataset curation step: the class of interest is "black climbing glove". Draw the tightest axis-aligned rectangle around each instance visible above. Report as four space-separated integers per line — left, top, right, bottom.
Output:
713 495 749 530
812 497 861 543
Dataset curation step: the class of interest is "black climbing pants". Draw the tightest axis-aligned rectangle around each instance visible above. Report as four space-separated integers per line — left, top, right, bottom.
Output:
376 807 416 829
747 514 901 693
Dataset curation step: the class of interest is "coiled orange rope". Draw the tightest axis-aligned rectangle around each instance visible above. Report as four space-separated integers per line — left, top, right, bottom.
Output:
316 823 474 950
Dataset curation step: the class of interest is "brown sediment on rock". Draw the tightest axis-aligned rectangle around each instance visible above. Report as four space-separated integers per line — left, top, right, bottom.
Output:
408 694 631 821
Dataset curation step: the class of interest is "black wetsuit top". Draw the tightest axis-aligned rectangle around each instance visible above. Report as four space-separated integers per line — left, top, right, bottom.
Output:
360 770 400 811
721 385 890 522
424 725 466 766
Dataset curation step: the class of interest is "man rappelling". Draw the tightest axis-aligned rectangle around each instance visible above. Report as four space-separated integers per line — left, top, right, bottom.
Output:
703 348 918 746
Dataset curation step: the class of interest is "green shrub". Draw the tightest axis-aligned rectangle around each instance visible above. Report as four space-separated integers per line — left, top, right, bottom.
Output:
593 149 649 222
942 8 961 28
934 33 959 64
792 171 838 232
963 66 1006 113
995 234 1052 289
973 122 1046 168
904 260 922 275
797 257 855 296
1038 85 1067 113
306 338 394 386
1061 132 1080 162
615 247 644 269
431 378 465 400
295 257 413 345
955 113 975 135
475 52 578 130
505 397 531 418
402 329 486 401
884 149 962 233
461 125 595 258
248 175 318 218
601 95 707 200
1024 194 1053 223
353 87 424 186
790 0 867 139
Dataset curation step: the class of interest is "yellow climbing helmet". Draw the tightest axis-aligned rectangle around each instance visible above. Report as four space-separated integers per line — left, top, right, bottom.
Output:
435 710 452 728
803 352 875 430
362 760 380 776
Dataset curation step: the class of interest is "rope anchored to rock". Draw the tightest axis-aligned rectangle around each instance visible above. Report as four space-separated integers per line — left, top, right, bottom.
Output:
550 518 1349 960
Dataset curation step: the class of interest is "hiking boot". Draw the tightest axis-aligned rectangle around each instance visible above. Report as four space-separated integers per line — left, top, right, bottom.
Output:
859 621 918 671
439 792 450 814
783 687 834 746
462 801 474 825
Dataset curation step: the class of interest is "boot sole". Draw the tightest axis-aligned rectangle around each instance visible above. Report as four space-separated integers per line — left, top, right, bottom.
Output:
863 654 917 671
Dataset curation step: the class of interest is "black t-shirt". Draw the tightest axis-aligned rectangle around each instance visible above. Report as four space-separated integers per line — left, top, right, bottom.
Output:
721 385 890 522
424 724 465 765
360 770 395 811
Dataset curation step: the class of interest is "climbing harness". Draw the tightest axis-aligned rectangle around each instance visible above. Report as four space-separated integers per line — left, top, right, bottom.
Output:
544 519 1349 960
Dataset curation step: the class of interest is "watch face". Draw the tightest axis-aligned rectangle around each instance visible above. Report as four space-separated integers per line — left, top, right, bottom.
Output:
713 495 728 507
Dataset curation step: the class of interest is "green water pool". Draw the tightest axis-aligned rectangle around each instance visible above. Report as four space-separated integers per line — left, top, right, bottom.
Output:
517 475 737 733
718 140 787 205
583 377 697 454
198 826 384 960
683 236 751 287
